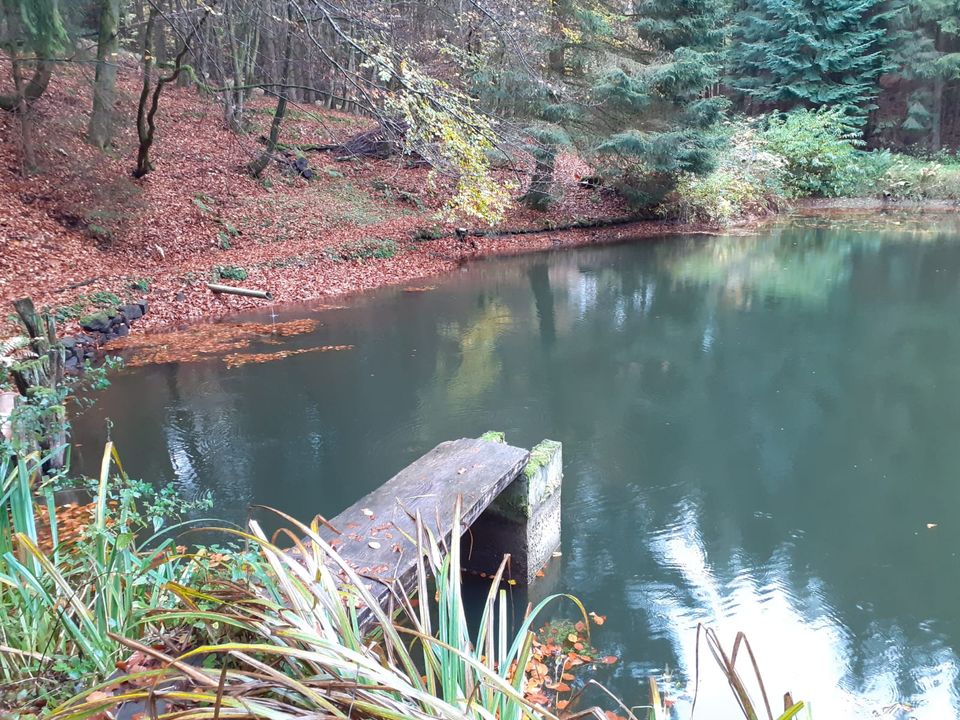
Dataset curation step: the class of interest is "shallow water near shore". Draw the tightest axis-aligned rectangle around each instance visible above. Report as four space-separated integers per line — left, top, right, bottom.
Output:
74 212 960 718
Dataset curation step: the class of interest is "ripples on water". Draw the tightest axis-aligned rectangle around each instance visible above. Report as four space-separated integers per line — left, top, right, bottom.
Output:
74 213 960 718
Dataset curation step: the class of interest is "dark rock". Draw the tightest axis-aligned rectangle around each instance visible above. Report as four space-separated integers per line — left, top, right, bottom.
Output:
116 324 130 337
80 312 115 333
175 291 186 302
65 354 80 370
108 314 125 329
138 300 148 315
120 303 143 321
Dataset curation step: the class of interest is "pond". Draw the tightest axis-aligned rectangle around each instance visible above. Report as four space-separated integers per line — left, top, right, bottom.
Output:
74 212 960 718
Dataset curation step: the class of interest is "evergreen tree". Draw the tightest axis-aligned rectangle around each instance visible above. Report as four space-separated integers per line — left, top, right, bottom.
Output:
727 0 888 118
475 0 729 209
0 0 67 170
881 0 960 149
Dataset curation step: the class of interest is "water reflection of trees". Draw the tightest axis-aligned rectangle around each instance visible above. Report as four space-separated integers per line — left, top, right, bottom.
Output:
662 219 960 305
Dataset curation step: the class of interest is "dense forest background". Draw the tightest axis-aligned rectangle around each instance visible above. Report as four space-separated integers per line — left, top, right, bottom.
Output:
2 0 960 328
4 0 958 195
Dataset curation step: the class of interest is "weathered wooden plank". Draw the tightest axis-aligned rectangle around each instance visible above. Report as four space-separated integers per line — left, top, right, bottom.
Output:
314 437 529 625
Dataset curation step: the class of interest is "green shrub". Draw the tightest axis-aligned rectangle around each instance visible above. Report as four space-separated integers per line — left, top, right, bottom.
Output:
760 107 870 197
326 238 398 262
878 156 960 200
661 122 788 224
214 265 249 281
88 291 120 308
0 444 211 701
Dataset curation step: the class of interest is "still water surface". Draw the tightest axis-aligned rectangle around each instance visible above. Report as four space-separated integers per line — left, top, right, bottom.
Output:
74 213 960 718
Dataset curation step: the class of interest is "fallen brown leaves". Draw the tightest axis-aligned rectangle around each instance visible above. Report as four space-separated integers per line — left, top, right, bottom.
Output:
521 613 616 712
223 344 353 368
107 318 321 366
0 60 687 337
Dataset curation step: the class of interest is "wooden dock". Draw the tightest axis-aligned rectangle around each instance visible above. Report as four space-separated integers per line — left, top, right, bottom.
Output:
314 437 531 624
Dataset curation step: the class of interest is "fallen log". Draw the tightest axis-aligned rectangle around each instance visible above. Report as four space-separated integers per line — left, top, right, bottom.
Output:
206 283 273 300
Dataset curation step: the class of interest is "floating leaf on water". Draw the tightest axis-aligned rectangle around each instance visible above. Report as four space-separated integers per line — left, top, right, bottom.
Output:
223 344 354 368
110 319 323 366
368 541 381 549
927 523 938 529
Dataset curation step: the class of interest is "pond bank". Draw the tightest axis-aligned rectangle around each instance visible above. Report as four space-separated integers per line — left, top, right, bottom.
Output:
28 214 739 339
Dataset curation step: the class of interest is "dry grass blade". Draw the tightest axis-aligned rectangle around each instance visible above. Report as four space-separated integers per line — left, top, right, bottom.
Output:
691 624 805 720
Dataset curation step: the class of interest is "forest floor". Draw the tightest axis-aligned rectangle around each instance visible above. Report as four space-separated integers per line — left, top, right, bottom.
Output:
0 57 723 334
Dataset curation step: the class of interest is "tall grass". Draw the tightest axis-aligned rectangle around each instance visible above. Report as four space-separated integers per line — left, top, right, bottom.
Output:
0 443 203 695
47 501 597 720
3 441 811 720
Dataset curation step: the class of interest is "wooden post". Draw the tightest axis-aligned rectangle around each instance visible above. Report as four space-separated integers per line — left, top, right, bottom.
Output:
9 298 67 470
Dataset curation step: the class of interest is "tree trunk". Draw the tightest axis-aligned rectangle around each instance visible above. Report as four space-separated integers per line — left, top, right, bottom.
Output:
3 2 36 172
134 4 213 178
931 76 944 152
134 8 157 177
248 1 293 178
520 150 556 211
88 0 121 148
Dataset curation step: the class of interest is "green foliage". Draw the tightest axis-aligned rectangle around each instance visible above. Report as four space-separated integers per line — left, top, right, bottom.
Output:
880 0 960 148
88 291 120 308
877 155 960 199
326 238 398 261
727 0 888 118
7 0 67 56
590 47 728 205
0 444 211 702
54 291 121 323
760 108 871 197
49 502 587 720
213 264 248 281
663 123 789 223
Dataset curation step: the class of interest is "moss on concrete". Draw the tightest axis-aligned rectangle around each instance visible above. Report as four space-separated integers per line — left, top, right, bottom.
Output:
523 439 561 480
480 431 506 444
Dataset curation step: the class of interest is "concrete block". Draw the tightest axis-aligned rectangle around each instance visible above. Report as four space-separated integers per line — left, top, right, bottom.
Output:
465 439 562 584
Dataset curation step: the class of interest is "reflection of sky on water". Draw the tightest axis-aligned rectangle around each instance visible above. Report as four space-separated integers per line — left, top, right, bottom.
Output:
634 501 959 719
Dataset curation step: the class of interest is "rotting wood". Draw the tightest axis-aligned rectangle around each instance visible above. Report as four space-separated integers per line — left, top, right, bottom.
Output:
309 437 529 628
206 283 273 300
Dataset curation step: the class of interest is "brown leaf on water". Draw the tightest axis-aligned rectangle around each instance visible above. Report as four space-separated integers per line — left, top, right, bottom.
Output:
110 319 323 366
223 344 353 368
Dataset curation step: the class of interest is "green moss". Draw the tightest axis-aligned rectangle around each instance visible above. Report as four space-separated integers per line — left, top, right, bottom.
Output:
479 431 505 444
523 439 561 480
78 310 114 326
